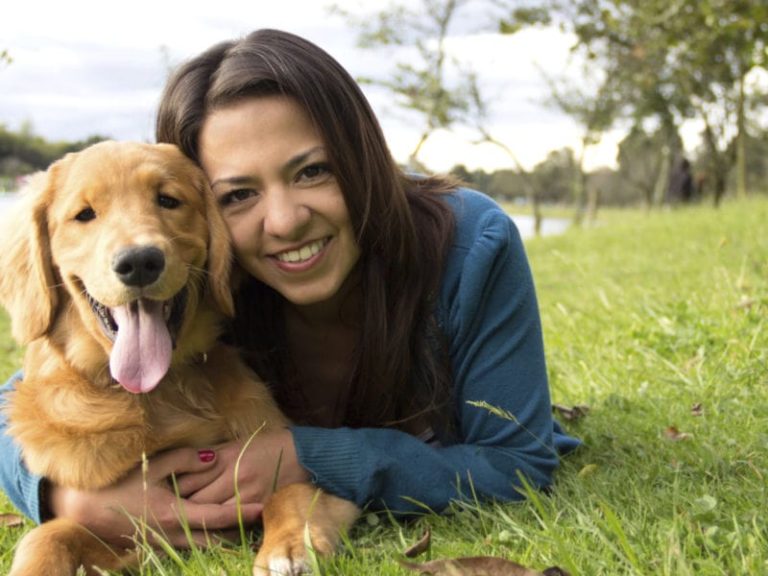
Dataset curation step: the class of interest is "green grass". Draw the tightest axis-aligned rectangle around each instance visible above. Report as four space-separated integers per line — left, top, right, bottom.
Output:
1 197 767 574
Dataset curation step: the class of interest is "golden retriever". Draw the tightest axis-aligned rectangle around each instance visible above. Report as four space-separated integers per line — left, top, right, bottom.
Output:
0 141 359 576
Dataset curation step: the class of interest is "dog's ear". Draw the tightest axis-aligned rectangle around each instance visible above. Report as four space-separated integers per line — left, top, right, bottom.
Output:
199 175 235 317
0 165 62 343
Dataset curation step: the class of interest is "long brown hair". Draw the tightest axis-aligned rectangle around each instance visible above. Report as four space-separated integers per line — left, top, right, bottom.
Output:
156 29 457 432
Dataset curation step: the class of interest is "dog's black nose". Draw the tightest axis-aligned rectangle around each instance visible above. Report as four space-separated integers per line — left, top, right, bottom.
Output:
112 246 166 287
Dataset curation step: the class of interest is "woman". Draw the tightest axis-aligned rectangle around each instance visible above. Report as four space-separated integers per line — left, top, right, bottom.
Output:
0 29 579 548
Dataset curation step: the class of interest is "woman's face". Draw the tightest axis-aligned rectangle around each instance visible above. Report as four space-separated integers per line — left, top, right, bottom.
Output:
199 96 360 309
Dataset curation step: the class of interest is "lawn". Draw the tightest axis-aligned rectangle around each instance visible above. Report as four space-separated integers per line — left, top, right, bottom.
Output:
0 196 766 575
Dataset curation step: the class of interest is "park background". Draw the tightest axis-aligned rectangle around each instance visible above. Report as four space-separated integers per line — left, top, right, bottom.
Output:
1 1 767 574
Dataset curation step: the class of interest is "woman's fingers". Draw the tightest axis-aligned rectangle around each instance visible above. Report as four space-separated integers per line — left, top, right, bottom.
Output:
145 446 219 481
141 496 262 548
174 464 224 498
174 500 263 532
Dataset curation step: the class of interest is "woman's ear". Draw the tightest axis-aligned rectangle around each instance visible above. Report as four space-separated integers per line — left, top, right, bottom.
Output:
0 165 63 343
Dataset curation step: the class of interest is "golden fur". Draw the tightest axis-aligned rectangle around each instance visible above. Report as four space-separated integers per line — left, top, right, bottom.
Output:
0 141 359 576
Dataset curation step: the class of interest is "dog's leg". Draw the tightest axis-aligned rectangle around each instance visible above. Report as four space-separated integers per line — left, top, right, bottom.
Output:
9 518 137 576
253 483 360 576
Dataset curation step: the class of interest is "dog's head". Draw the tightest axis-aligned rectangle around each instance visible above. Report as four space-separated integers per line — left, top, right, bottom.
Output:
0 141 233 393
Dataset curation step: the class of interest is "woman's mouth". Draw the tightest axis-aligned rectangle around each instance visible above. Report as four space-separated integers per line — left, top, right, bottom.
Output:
274 237 330 264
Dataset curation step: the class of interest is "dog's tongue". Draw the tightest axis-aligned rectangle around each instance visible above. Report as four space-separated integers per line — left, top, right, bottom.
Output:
109 299 172 394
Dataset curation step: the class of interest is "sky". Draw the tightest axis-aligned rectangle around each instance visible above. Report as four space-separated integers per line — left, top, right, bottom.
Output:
1 0 629 173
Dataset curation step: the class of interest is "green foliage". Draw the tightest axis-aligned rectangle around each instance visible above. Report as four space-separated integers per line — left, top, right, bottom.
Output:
503 0 768 206
617 125 684 207
530 148 579 203
0 124 108 183
1 197 767 573
499 6 552 34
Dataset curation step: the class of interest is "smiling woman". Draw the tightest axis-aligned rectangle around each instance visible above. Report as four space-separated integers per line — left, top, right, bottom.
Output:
0 28 579 576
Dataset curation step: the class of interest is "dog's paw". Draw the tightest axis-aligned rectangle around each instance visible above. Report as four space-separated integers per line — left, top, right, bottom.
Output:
252 549 311 576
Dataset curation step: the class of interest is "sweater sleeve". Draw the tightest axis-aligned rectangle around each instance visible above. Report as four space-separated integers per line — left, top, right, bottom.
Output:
0 371 45 523
291 191 579 514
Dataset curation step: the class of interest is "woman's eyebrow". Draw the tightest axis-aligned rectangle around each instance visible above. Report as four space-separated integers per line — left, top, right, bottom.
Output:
209 146 327 188
209 175 254 189
283 146 325 173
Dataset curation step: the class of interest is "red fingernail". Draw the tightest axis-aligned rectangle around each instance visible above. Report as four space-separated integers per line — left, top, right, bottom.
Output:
198 449 215 463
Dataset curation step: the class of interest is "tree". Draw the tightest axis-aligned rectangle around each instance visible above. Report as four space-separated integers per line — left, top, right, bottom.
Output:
617 125 684 208
673 0 768 204
502 0 768 206
540 69 619 222
465 75 545 233
449 164 493 194
335 0 549 234
531 147 578 204
333 0 481 170
0 124 108 179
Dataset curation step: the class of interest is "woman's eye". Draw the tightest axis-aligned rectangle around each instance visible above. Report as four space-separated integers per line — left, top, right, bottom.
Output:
75 207 96 222
158 194 181 209
220 188 256 207
297 163 331 183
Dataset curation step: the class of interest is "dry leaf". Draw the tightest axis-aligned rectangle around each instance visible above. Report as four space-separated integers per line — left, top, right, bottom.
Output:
578 463 598 477
398 556 570 576
690 403 704 417
552 404 590 422
736 296 755 310
0 513 25 528
404 529 432 558
664 426 693 441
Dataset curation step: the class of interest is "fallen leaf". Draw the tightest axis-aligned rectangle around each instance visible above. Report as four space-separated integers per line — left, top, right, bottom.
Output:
552 404 590 422
404 529 432 558
683 353 705 371
496 529 514 544
690 403 704 417
664 426 693 441
578 464 598 477
691 495 718 520
0 513 25 527
736 296 755 310
365 512 381 526
398 557 570 576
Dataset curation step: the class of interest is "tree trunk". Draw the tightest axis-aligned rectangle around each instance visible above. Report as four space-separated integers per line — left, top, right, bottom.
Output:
479 131 542 237
701 115 730 208
529 188 543 236
652 144 671 207
735 73 747 199
408 131 432 173
572 137 589 226
586 186 600 224
713 171 727 208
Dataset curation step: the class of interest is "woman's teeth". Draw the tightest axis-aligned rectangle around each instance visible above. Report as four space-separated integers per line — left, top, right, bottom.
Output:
276 238 328 263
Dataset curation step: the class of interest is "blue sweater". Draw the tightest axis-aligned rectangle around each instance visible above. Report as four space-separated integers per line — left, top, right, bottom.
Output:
0 187 579 522
292 188 579 513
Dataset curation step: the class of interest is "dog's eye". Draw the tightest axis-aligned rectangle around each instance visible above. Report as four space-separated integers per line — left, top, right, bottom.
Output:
158 194 181 209
75 207 96 222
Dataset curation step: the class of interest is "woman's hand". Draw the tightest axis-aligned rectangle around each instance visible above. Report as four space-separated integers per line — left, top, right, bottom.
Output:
175 428 311 508
48 447 263 549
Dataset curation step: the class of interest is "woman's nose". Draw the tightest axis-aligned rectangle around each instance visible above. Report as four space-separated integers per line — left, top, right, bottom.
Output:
263 187 311 238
